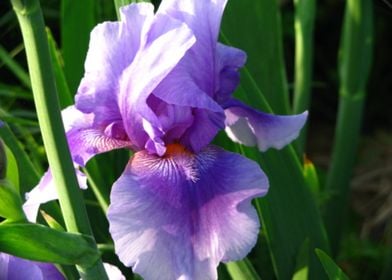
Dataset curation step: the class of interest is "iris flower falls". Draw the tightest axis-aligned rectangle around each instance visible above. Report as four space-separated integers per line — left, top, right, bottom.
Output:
23 0 307 279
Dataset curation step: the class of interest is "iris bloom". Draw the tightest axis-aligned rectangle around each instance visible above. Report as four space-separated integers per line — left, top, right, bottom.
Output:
24 1 307 279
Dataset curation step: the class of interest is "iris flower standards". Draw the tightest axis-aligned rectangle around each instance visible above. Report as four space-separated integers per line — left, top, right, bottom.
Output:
22 1 307 279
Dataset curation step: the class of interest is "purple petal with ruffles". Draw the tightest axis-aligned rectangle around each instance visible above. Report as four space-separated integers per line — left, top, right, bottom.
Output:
118 13 195 155
0 253 64 280
224 100 308 151
215 43 247 103
107 145 268 280
158 0 227 95
62 106 131 166
23 168 87 222
180 108 225 153
75 3 155 121
74 4 158 151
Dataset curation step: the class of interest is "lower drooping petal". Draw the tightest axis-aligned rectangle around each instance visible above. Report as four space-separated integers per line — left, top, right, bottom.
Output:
23 168 87 222
224 100 308 151
107 145 268 280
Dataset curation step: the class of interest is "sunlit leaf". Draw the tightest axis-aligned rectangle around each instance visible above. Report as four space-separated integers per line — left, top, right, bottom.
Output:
0 223 100 266
316 249 350 280
0 180 25 221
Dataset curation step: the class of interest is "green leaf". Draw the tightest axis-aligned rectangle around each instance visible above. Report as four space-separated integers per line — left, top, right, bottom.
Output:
0 139 6 179
257 147 329 280
0 180 25 221
219 4 330 278
40 210 65 232
46 28 73 108
0 223 100 266
3 139 20 190
221 0 289 114
216 66 329 278
0 82 32 100
0 123 40 194
61 0 96 94
292 239 310 280
315 249 350 280
0 44 31 89
226 258 261 280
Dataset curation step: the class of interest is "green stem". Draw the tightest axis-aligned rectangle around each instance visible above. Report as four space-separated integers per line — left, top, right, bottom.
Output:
83 168 109 214
9 0 107 278
293 0 316 156
323 0 373 255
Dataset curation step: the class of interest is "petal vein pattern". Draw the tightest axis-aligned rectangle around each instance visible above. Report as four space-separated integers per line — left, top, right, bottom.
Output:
108 146 268 280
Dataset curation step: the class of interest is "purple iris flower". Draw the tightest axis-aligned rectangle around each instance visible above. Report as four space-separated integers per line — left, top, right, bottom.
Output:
24 0 307 279
0 253 64 280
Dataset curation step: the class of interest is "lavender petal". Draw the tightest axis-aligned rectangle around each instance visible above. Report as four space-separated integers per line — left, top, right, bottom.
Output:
224 100 308 151
108 145 268 280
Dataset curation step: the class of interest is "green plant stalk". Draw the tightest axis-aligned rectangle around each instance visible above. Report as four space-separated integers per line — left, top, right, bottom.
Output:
83 168 109 214
293 0 316 156
323 0 373 255
9 0 107 278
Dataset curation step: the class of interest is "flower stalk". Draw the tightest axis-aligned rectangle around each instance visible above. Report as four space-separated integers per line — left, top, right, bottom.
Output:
323 0 373 255
293 0 316 156
9 0 107 278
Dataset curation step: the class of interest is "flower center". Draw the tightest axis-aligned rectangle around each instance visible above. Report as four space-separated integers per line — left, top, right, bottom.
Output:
164 143 190 157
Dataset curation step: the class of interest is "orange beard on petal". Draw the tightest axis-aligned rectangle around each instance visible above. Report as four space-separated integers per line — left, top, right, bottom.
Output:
164 143 192 157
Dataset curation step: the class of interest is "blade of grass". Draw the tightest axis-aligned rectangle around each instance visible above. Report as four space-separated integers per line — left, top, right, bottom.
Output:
221 0 290 114
0 44 31 88
315 249 350 280
323 0 374 255
10 0 107 278
0 82 32 99
83 167 109 214
226 258 262 280
293 0 316 155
